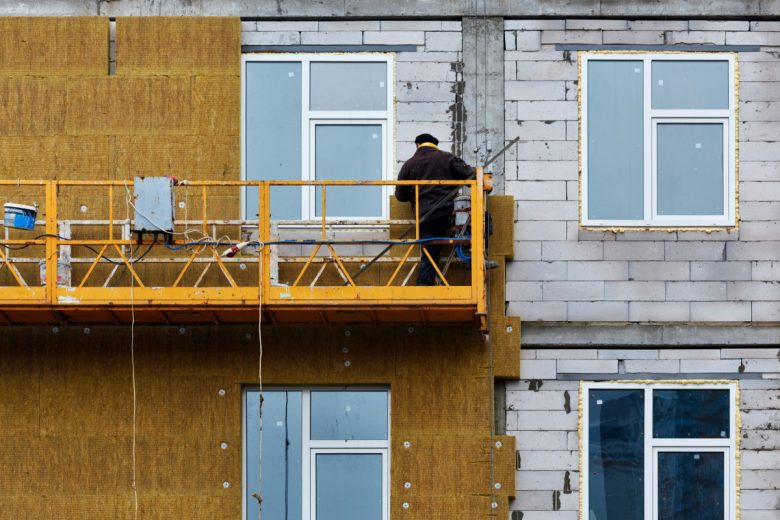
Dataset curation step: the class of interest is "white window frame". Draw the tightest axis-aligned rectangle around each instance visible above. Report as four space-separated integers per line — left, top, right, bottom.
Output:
241 53 395 222
242 387 391 520
308 449 389 520
581 382 738 520
580 53 737 228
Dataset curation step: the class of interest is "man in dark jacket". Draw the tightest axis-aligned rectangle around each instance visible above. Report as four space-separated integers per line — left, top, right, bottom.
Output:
395 133 475 285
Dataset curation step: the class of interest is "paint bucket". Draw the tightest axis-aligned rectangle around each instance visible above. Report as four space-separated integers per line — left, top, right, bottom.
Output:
4 203 37 231
38 259 72 287
453 195 471 227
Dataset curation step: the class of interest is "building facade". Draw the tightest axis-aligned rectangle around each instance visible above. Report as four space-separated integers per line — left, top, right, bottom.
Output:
0 1 777 519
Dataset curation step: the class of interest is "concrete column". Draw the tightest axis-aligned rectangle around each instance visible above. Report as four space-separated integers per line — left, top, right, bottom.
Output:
462 17 505 193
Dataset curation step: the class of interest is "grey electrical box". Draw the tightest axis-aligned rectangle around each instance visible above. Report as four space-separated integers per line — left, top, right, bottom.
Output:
133 176 174 233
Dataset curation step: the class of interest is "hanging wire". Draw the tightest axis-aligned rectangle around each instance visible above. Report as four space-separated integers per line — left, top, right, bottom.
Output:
126 187 139 519
256 242 264 520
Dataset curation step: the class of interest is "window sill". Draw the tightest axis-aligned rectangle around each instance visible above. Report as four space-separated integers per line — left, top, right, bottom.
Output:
579 223 738 233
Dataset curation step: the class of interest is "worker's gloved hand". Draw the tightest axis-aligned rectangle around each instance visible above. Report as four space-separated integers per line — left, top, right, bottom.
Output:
483 172 494 193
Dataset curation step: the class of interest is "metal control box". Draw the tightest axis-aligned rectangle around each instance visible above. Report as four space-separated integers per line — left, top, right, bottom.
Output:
133 176 174 233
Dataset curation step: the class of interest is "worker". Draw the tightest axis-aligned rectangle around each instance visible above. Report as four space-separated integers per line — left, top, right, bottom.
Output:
395 133 475 286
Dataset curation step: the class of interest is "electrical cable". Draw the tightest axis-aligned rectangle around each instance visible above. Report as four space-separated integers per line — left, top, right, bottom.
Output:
161 236 467 251
346 175 477 284
126 190 139 520
123 184 232 247
253 242 266 520
258 254 264 520
0 234 155 265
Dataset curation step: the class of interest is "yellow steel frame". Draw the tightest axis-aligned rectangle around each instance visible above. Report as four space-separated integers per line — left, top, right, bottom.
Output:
0 172 487 326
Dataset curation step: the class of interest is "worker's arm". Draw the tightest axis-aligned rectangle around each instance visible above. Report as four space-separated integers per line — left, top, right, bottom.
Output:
449 155 476 179
395 164 413 202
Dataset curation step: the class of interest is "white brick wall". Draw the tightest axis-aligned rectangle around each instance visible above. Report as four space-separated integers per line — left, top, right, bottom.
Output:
504 19 780 323
508 347 780 519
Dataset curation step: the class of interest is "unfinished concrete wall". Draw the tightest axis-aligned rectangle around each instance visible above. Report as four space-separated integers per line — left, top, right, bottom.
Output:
504 19 780 324
508 346 780 520
6 0 777 17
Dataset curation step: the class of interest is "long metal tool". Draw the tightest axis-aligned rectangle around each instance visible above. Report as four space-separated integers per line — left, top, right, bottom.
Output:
483 136 519 169
440 136 519 276
348 137 520 283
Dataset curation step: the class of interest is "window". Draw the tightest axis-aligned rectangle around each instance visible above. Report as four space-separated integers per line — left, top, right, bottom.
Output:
242 54 394 221
582 382 737 520
243 388 390 520
580 53 737 227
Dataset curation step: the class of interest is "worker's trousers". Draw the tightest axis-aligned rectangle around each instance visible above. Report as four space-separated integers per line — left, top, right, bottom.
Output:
417 214 452 286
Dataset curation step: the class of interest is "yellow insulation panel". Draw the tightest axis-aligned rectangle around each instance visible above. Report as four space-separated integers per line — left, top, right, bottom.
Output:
392 435 499 495
0 136 111 179
391 495 502 518
489 255 506 313
192 75 241 136
0 324 513 518
0 496 239 520
115 17 240 76
111 135 239 180
491 316 522 379
0 77 66 136
0 17 108 76
488 195 515 258
66 77 192 136
0 376 39 437
135 437 239 493
493 435 517 497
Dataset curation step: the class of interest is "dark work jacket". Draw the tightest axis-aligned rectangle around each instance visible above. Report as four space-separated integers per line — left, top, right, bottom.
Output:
395 145 474 221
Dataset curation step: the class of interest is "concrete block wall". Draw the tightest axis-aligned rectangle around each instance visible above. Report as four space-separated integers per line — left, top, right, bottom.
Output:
240 21 464 170
508 347 780 520
505 19 780 323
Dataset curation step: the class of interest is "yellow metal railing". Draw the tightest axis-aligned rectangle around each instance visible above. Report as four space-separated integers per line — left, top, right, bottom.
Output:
0 173 486 322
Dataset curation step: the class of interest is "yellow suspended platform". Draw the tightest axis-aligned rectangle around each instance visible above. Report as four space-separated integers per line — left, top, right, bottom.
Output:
0 175 488 328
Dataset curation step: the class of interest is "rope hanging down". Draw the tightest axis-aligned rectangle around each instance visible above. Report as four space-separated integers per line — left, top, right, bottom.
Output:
251 245 266 519
125 188 139 520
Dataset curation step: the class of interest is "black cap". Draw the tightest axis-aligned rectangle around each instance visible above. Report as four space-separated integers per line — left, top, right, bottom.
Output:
414 133 439 146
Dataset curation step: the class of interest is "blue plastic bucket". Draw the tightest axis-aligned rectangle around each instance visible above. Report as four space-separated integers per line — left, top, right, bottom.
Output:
4 203 37 231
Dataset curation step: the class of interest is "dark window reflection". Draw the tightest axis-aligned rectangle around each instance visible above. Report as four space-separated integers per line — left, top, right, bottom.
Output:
653 390 729 438
589 389 644 520
658 452 724 520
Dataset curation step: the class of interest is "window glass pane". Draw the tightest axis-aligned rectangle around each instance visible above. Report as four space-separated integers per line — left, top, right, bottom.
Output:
652 61 729 109
589 389 644 520
587 61 644 220
658 451 725 520
653 389 730 438
657 123 724 216
316 454 383 520
314 124 383 218
311 391 388 440
246 390 302 520
310 62 387 111
245 61 302 220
